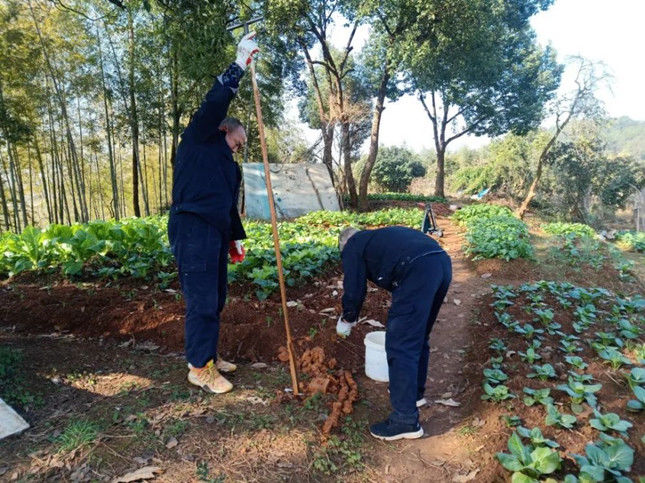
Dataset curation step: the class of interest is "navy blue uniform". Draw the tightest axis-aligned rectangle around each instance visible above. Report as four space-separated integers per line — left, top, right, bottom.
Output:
168 63 246 368
341 226 452 426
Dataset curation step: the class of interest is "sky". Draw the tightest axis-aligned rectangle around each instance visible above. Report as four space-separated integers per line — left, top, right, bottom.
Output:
287 0 645 154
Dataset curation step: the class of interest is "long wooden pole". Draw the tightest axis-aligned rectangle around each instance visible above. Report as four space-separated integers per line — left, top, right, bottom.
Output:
248 61 300 395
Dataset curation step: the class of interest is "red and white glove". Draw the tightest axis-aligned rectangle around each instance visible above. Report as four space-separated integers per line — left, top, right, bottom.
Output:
229 240 246 264
235 32 260 70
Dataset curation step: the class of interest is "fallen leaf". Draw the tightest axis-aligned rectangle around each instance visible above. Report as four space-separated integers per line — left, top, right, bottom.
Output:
250 362 268 369
114 466 162 482
452 469 480 482
472 418 485 427
319 308 335 313
165 438 178 449
361 319 385 328
286 301 298 307
440 392 453 399
331 290 338 296
245 396 268 405
480 273 492 279
453 299 462 306
434 398 460 407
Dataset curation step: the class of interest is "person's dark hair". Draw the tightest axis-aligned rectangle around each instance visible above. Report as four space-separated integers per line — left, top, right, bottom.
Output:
219 117 244 132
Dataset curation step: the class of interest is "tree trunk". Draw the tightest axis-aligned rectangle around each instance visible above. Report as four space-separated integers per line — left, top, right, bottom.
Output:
341 122 357 207
3 144 21 231
0 150 12 230
28 146 34 224
33 137 52 223
169 44 180 170
0 155 10 230
358 67 390 211
435 148 446 198
12 144 28 227
96 29 119 220
28 0 87 222
127 10 141 217
141 141 150 216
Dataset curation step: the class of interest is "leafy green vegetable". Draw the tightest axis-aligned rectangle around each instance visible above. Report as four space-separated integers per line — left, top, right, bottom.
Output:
483 368 509 385
522 388 553 407
626 385 645 412
572 433 634 481
482 384 515 402
542 222 596 239
516 426 559 448
564 356 588 370
597 347 632 370
527 364 556 381
625 367 645 390
496 432 561 481
545 404 577 429
518 347 542 364
589 410 633 434
556 377 602 407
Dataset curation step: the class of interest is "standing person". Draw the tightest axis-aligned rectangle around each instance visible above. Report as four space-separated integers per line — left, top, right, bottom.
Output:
337 226 452 440
168 33 259 394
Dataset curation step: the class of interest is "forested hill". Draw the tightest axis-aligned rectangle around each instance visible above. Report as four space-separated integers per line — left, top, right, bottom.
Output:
605 116 645 161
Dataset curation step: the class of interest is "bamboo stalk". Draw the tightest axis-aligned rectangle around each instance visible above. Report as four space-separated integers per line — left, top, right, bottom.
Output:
248 61 300 395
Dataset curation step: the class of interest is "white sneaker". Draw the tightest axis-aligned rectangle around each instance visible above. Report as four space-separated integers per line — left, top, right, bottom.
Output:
187 360 233 394
336 318 357 336
215 358 237 373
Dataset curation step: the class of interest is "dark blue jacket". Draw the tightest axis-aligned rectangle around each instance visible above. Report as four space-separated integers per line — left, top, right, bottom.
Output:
170 64 246 241
341 226 445 321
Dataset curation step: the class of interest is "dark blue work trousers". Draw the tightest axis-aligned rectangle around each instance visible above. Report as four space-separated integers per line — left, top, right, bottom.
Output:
386 251 452 425
168 212 229 368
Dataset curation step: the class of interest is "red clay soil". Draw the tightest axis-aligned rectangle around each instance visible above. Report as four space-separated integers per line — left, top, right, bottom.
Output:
0 267 390 372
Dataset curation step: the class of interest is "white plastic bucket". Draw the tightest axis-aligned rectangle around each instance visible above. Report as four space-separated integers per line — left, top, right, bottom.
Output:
364 331 389 382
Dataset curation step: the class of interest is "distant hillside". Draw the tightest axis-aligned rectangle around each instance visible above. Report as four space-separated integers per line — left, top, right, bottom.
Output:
605 116 645 161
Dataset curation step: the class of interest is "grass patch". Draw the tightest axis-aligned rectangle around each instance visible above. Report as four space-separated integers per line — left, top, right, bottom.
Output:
56 419 100 452
311 416 365 476
0 346 43 410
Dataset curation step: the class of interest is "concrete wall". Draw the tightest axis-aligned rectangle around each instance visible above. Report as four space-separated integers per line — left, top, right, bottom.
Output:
243 163 340 220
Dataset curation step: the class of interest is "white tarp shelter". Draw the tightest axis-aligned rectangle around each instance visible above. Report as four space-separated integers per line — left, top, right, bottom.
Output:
0 397 29 440
243 163 340 220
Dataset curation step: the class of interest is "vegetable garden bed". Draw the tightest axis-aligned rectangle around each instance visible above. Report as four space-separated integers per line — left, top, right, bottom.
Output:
473 280 644 481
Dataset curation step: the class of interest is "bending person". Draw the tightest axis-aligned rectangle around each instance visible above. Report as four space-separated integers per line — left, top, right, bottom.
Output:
337 226 452 440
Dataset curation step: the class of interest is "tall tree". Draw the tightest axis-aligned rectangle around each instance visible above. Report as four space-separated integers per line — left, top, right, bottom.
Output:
354 0 415 210
516 57 607 218
402 0 561 198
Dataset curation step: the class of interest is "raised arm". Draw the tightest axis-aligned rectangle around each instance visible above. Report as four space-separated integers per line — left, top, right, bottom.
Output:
182 32 259 144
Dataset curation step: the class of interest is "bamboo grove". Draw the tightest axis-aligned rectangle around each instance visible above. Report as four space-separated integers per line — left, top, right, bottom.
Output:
0 0 280 232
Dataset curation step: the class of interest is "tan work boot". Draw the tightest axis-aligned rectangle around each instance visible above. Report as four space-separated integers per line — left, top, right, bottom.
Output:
215 357 237 373
187 360 233 394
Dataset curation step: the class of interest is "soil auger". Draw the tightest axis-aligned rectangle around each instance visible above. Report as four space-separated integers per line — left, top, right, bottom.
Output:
228 18 300 395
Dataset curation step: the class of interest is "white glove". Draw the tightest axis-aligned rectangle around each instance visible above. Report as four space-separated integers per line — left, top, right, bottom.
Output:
336 316 357 337
232 240 243 253
235 31 259 70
